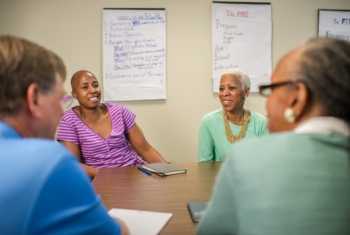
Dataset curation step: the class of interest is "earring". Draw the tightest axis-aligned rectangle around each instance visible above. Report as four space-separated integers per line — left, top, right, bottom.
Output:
284 108 296 123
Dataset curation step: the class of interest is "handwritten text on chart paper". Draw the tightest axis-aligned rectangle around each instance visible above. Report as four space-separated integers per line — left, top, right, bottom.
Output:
105 12 165 81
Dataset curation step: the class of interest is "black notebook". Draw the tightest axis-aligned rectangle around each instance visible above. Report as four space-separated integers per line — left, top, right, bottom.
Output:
187 201 207 223
138 163 187 177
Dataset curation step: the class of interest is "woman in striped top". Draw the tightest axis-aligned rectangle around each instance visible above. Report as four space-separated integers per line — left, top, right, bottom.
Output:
56 70 166 178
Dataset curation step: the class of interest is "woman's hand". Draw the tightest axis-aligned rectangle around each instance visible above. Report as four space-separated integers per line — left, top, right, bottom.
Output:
82 163 98 179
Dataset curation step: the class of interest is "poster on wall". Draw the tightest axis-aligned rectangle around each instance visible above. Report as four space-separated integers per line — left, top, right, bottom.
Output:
318 9 350 41
212 2 272 92
103 8 166 101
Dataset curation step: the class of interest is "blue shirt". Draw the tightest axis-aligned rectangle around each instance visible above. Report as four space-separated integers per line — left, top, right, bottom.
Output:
0 122 121 235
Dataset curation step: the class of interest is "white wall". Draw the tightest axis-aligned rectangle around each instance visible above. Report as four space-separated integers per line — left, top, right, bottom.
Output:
1 0 349 162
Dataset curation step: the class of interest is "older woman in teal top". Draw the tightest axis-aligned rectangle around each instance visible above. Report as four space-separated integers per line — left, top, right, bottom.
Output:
197 37 350 235
198 70 267 162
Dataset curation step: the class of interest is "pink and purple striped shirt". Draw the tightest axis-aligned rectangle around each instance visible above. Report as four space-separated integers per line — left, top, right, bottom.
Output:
56 103 144 168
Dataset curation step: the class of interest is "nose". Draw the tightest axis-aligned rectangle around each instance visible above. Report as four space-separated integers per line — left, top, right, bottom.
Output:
222 88 230 96
88 85 98 93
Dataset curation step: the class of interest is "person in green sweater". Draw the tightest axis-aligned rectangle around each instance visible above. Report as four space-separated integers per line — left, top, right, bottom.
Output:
197 37 350 235
198 70 268 162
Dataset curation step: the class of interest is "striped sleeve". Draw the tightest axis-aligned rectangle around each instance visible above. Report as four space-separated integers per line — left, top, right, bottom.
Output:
56 112 79 144
120 105 136 130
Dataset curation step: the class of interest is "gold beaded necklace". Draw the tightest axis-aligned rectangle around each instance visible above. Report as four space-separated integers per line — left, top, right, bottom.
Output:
223 110 251 143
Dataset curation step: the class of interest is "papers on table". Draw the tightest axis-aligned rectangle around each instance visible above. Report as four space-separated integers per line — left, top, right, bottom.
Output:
109 208 172 235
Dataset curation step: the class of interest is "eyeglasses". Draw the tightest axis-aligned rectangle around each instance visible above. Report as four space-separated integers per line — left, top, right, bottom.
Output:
258 80 305 97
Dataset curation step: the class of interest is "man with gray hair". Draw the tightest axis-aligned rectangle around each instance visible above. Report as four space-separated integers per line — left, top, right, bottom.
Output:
0 35 128 235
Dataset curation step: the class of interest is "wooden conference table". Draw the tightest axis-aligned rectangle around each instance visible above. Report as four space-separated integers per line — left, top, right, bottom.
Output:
93 162 222 234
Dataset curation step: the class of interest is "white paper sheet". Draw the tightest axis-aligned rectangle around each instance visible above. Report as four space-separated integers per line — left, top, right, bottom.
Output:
109 208 172 235
212 3 272 92
318 9 350 41
103 9 167 101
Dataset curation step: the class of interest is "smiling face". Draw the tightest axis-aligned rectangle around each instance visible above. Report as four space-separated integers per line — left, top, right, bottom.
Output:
218 74 247 113
71 71 101 109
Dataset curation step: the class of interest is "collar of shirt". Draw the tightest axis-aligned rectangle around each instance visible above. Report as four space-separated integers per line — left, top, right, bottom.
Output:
0 122 21 139
294 116 350 137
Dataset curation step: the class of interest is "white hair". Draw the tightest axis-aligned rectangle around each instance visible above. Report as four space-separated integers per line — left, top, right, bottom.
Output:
220 69 251 91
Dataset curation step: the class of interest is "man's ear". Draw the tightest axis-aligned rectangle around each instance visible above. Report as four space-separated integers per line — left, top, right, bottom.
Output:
289 83 309 121
26 83 42 118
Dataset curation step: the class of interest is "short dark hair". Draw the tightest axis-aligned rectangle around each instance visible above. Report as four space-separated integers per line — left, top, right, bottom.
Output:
298 37 350 125
0 35 66 115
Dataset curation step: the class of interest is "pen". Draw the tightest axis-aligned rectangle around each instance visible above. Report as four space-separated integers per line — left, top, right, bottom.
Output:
137 166 152 176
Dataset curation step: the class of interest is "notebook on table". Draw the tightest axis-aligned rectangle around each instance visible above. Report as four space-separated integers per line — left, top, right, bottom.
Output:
138 163 187 176
187 201 207 223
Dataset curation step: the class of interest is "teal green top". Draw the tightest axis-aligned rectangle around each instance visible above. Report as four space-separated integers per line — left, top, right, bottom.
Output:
197 133 350 235
198 110 268 162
